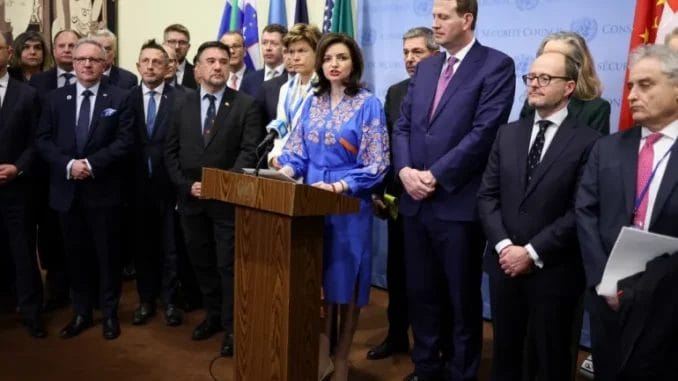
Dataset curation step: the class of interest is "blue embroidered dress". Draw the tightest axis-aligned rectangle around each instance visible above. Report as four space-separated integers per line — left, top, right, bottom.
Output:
277 88 390 307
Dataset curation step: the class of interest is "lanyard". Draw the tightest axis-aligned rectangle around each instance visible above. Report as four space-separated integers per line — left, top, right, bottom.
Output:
633 140 675 214
284 76 313 123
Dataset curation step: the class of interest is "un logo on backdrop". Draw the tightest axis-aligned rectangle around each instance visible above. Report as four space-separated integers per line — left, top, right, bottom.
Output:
515 0 539 11
571 18 598 41
362 28 377 47
514 54 534 76
413 0 432 17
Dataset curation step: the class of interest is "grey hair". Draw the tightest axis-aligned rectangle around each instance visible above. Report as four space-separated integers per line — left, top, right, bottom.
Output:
664 27 678 45
402 27 439 52
74 38 106 58
89 28 117 51
629 44 678 84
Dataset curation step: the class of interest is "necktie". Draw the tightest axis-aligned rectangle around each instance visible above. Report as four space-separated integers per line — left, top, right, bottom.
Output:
430 56 458 118
146 90 157 137
229 74 238 90
526 120 552 184
76 89 93 154
267 70 277 80
633 132 663 228
61 73 74 87
203 94 217 145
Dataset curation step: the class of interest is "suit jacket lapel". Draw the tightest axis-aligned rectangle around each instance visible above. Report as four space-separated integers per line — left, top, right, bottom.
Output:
204 89 235 148
87 84 110 143
523 116 577 199
424 55 445 125
514 118 532 193
650 143 678 227
0 79 21 127
621 129 641 218
153 86 173 140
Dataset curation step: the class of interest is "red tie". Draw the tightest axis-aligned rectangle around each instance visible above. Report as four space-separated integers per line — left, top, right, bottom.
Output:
430 56 457 119
634 132 663 228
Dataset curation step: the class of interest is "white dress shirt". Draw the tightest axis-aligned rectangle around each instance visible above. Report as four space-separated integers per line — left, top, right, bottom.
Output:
200 86 226 132
67 81 101 178
264 63 286 81
228 65 247 90
142 82 165 121
56 67 76 88
0 72 8 108
176 60 187 85
440 37 476 77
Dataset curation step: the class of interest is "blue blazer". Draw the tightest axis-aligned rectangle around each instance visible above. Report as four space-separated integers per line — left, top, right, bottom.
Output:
35 82 134 212
392 41 515 221
240 69 265 97
107 65 138 89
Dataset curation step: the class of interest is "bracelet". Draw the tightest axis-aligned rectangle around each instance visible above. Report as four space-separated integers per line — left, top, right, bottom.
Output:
330 183 337 193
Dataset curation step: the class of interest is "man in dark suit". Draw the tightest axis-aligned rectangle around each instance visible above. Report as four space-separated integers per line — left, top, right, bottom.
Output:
0 32 45 338
478 52 599 381
28 29 81 311
128 39 182 327
164 41 264 356
219 32 251 91
240 24 287 97
368 26 439 361
163 24 197 89
392 1 515 379
576 44 678 381
90 29 137 89
36 38 134 340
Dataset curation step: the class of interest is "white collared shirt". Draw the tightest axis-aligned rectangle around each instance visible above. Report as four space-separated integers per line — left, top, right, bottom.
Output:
530 105 569 160
638 120 678 230
56 67 75 88
75 81 101 125
200 86 226 132
440 37 476 77
0 71 8 107
264 63 285 81
176 60 187 85
142 82 165 120
228 65 247 90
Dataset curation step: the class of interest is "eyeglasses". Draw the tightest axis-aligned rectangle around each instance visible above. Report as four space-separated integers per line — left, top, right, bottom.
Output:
228 44 244 50
166 39 189 47
522 74 571 87
74 57 105 64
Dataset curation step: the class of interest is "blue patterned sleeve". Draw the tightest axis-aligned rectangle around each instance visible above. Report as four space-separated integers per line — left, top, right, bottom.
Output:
277 96 313 177
341 95 390 194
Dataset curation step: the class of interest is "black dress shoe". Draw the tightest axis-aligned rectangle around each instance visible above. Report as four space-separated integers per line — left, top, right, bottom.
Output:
60 315 93 338
102 317 121 340
220 332 234 357
132 302 156 325
192 319 223 341
23 318 47 338
164 305 183 327
367 336 410 360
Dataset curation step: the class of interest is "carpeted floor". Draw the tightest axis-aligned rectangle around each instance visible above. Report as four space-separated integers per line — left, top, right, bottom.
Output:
0 284 590 381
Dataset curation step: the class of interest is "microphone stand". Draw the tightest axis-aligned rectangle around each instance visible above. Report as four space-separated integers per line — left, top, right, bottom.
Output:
254 140 275 177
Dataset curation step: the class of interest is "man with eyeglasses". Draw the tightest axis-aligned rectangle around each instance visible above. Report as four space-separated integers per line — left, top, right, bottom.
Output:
219 31 251 91
89 29 138 90
0 31 46 339
477 51 600 381
163 24 197 89
36 38 134 341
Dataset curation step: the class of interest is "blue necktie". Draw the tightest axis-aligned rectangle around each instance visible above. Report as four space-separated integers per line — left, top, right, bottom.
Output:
76 89 92 154
203 94 216 145
61 73 74 87
146 90 157 137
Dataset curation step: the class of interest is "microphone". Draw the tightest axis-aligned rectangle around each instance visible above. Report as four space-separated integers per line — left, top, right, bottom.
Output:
256 119 289 152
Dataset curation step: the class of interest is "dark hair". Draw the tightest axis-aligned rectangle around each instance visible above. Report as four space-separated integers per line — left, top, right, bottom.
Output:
263 24 288 36
164 24 191 41
139 39 169 63
194 41 230 62
9 31 51 72
314 33 364 97
53 29 81 44
456 0 478 30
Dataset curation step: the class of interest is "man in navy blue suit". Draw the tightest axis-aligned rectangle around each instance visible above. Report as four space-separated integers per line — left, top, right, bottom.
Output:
240 24 287 97
392 1 515 379
90 29 138 89
36 38 134 340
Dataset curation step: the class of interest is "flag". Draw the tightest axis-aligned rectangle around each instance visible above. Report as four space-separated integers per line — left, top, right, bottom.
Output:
294 0 309 25
618 0 678 131
331 0 354 37
217 0 262 70
268 0 287 27
323 0 335 33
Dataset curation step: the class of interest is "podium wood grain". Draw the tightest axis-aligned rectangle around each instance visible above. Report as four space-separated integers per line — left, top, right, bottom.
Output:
201 168 359 381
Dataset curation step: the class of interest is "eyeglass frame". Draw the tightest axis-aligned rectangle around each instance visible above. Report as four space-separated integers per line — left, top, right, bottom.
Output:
521 73 572 87
73 57 105 64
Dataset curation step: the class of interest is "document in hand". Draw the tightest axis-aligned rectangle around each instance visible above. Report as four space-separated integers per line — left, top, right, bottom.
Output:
242 168 301 184
598 226 678 297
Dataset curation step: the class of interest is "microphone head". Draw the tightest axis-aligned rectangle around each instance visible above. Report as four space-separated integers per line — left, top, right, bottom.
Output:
265 119 289 138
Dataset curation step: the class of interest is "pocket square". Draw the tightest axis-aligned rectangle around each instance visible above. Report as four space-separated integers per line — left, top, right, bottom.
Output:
101 108 117 117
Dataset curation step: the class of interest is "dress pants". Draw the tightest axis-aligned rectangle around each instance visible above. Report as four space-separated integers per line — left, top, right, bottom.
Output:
403 203 484 381
585 289 620 381
59 199 121 318
0 190 43 320
180 201 234 332
386 215 409 340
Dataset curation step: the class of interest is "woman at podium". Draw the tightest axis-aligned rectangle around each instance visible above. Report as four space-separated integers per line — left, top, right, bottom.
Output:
278 33 390 381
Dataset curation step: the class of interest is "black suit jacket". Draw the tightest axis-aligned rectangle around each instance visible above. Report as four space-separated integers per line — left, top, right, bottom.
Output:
240 69 265 97
382 78 409 197
164 87 265 215
107 66 138 89
0 78 40 192
255 73 289 124
28 67 59 95
478 114 600 293
35 82 134 212
179 62 197 89
129 84 177 205
577 127 678 288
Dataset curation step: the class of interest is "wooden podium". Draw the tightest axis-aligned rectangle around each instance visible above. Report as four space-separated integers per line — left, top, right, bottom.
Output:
201 168 360 381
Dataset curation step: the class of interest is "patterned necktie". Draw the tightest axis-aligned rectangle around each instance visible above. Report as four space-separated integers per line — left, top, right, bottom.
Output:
526 120 552 184
267 70 277 80
430 56 458 119
229 74 238 90
61 73 74 87
146 90 157 137
203 94 217 145
76 89 93 154
633 132 663 228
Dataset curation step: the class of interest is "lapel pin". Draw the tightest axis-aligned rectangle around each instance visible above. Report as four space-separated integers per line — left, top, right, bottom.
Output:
66 95 72 100
224 102 230 107
103 93 108 97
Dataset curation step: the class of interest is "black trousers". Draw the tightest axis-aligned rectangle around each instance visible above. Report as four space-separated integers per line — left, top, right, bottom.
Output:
0 190 43 320
180 201 234 332
386 215 409 341
59 201 121 318
34 178 68 301
134 201 179 306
